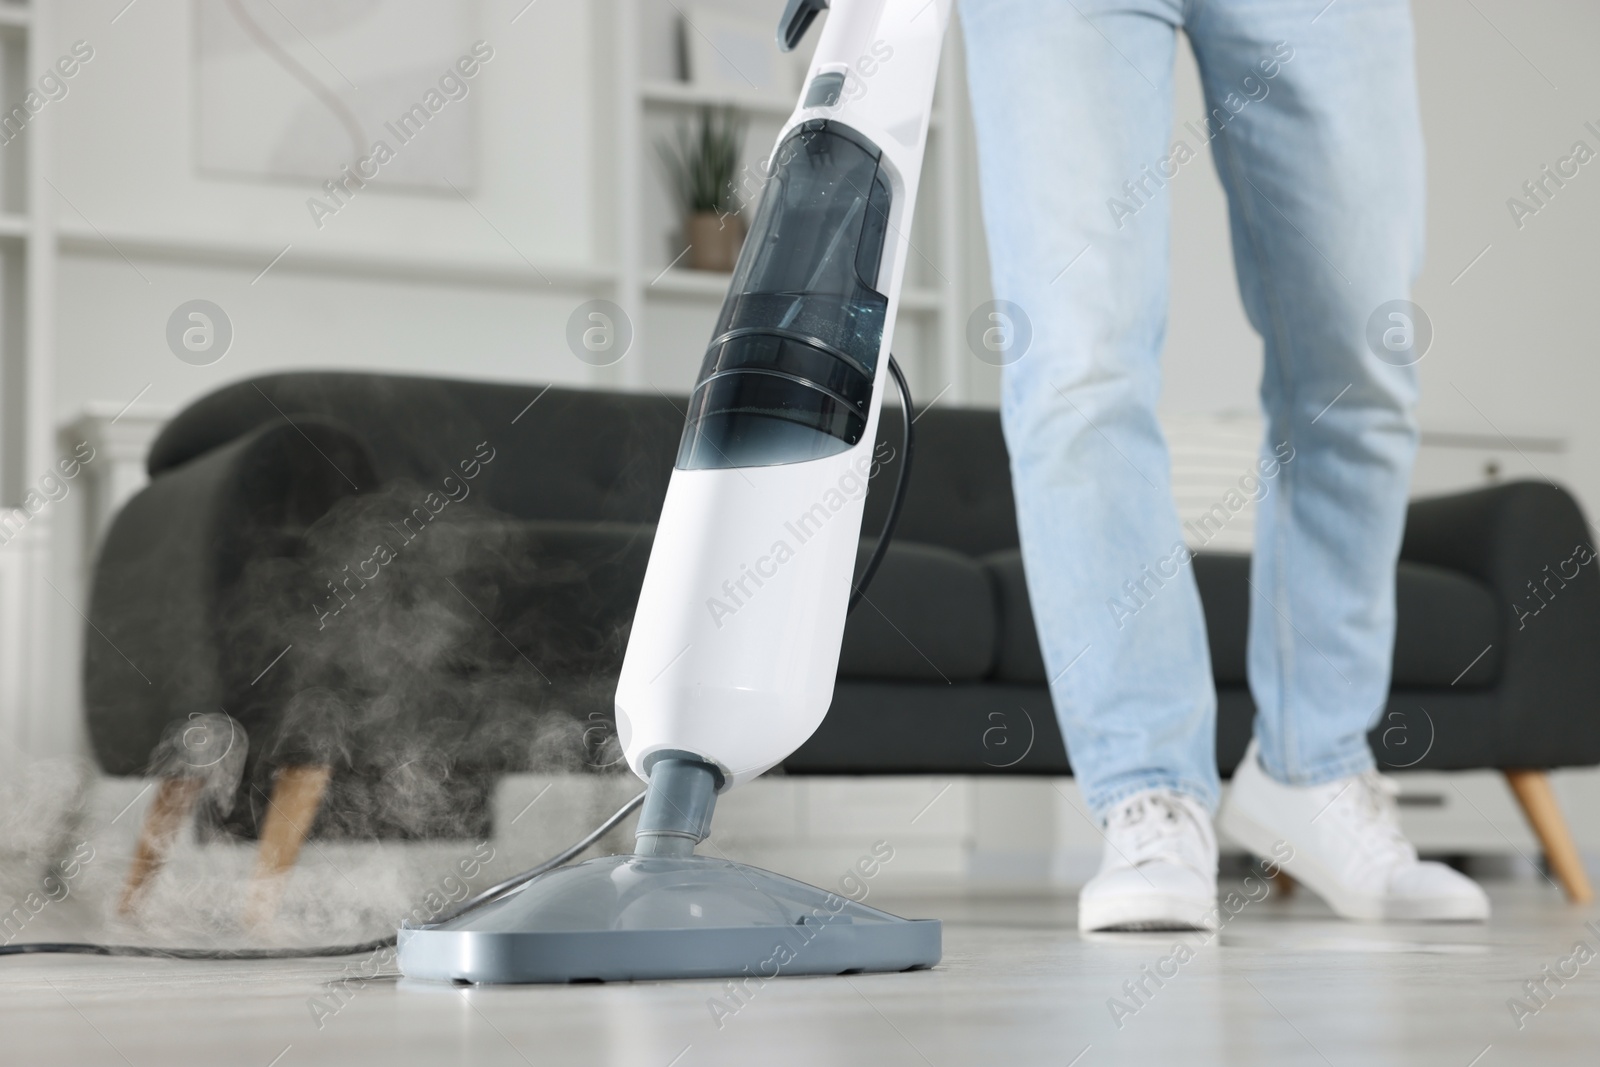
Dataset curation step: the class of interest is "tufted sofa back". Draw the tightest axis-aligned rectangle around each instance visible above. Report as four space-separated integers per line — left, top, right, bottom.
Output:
147 372 1021 556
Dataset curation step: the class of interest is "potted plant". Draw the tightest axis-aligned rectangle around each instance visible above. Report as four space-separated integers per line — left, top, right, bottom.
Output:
657 106 748 272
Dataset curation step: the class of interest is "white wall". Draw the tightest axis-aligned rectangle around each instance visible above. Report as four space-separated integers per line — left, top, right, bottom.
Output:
1407 0 1597 506
1156 0 1599 511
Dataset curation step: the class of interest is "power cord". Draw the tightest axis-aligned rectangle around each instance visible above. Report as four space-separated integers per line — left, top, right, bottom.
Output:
0 791 647 960
2 357 917 962
849 354 916 614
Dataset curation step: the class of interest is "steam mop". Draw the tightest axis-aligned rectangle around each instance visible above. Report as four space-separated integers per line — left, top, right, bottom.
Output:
398 0 952 983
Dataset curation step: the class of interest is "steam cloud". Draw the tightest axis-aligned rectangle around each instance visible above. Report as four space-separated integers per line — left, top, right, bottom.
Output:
5 473 649 949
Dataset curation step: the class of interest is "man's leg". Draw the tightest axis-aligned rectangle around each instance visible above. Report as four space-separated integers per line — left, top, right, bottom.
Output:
1185 0 1424 784
961 0 1219 819
1196 1 1487 920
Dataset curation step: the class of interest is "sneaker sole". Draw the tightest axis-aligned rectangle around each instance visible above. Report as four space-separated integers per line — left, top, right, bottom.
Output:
1217 801 1488 923
1078 892 1220 934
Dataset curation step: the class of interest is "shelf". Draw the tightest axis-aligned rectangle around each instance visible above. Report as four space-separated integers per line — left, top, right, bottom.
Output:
0 213 27 239
56 223 617 291
646 267 733 298
641 80 795 119
641 80 947 135
0 6 30 31
645 269 943 314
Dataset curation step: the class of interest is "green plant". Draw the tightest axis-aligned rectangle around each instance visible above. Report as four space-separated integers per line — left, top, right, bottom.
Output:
657 106 747 215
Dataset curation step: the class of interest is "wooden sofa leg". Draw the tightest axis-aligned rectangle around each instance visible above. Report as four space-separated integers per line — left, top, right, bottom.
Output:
117 777 204 917
1504 770 1595 904
243 765 332 927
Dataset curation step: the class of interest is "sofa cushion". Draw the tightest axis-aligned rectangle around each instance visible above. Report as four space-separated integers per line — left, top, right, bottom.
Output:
981 549 1501 689
982 548 1047 684
1191 554 1251 685
793 681 1069 774
1197 554 1502 688
1392 560 1501 686
795 681 1505 775
838 539 998 682
862 406 1019 559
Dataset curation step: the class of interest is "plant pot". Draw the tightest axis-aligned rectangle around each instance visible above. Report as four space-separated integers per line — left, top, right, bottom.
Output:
685 212 745 273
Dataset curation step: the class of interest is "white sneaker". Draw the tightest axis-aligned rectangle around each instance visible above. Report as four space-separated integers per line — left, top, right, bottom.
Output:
1219 741 1489 922
1078 789 1219 933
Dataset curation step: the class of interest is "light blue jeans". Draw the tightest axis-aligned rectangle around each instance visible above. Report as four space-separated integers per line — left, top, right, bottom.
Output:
959 0 1424 817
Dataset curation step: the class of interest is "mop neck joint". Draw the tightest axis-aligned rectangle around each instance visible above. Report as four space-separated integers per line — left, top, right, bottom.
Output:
634 755 722 857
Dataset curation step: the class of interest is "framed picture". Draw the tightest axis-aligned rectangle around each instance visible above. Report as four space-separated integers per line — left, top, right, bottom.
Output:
682 5 795 99
195 0 478 190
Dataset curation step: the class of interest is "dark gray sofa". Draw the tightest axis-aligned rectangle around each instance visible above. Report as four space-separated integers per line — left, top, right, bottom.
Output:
84 372 1600 846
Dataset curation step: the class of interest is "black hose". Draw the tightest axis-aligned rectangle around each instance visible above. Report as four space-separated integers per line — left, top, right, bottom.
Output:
848 354 916 615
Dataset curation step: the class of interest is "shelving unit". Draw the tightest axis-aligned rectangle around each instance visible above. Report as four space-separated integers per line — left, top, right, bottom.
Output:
609 0 975 402
640 78 793 118
0 0 59 767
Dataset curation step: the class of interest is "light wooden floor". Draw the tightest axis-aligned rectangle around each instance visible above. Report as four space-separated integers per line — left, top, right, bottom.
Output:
2 879 1596 1066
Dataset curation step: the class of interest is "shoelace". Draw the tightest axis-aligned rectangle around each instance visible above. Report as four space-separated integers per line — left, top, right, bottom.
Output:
1107 792 1208 870
1329 770 1416 872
